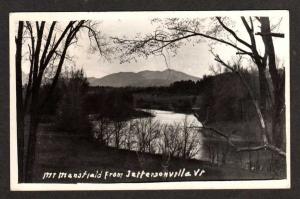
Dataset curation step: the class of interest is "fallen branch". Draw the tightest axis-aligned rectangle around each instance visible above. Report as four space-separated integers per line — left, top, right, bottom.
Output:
237 144 286 157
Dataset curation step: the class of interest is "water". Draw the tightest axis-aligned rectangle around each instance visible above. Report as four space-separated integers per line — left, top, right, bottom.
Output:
138 109 202 127
92 109 253 165
133 109 206 160
92 109 206 160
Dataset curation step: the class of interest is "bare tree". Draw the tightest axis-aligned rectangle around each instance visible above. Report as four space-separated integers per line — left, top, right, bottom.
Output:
134 117 161 153
134 118 149 153
122 120 135 150
181 117 200 159
94 117 110 145
113 16 286 158
209 63 223 75
103 124 115 146
112 120 127 149
159 123 183 158
208 54 285 156
258 17 285 149
15 21 25 182
16 20 108 182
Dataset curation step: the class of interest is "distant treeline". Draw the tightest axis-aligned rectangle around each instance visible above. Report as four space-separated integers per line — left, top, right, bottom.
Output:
88 77 211 95
33 69 265 131
85 87 152 120
88 70 262 122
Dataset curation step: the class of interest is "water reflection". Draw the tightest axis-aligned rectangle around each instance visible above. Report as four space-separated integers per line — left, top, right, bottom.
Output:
138 109 202 127
92 109 206 161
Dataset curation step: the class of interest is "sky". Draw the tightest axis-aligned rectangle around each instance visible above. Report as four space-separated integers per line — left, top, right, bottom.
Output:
66 15 215 78
18 11 289 79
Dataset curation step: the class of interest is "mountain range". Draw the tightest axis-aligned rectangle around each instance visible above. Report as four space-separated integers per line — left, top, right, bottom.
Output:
87 69 200 87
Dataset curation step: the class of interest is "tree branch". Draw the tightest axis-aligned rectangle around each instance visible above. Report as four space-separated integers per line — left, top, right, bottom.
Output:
193 125 286 157
39 21 85 111
39 22 56 71
41 21 75 70
216 17 252 49
168 28 254 57
255 32 285 38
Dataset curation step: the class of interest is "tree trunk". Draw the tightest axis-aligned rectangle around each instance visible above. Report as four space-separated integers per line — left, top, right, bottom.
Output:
257 66 272 142
21 21 86 182
24 91 40 182
257 65 267 114
260 17 285 149
115 131 119 149
24 111 39 182
272 73 285 149
15 21 24 182
183 140 187 159
23 22 45 182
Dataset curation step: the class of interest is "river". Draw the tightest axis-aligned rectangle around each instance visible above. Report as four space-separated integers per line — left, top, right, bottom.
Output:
132 109 206 160
92 108 207 161
137 109 202 127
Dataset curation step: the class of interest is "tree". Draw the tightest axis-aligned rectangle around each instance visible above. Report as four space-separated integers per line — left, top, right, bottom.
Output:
112 120 127 149
160 123 183 158
181 116 200 159
122 120 135 150
208 54 285 156
94 116 110 145
16 20 107 182
113 16 286 158
134 117 160 153
15 21 25 182
55 69 91 134
258 17 285 149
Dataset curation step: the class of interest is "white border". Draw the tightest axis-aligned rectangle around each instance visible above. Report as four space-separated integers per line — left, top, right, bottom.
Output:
9 11 290 191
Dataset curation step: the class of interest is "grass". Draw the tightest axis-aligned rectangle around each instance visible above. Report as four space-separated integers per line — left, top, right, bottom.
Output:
27 121 284 183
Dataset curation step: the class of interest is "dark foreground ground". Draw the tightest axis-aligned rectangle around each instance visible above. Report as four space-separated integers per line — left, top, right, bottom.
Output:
30 123 278 183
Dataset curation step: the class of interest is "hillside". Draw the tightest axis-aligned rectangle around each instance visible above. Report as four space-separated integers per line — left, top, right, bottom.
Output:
88 69 200 87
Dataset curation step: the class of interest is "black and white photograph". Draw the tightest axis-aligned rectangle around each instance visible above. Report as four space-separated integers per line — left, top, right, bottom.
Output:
9 11 290 190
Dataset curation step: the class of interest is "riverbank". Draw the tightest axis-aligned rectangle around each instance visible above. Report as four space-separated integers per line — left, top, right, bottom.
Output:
88 109 154 121
30 122 278 183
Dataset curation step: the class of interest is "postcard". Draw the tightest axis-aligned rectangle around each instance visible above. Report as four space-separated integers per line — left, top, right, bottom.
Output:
9 11 290 190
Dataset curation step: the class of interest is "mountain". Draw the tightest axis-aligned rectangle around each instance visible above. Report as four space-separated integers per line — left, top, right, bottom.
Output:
88 69 200 87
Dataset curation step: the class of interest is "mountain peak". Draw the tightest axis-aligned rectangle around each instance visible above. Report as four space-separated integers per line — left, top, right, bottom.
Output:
88 69 199 87
163 68 175 71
